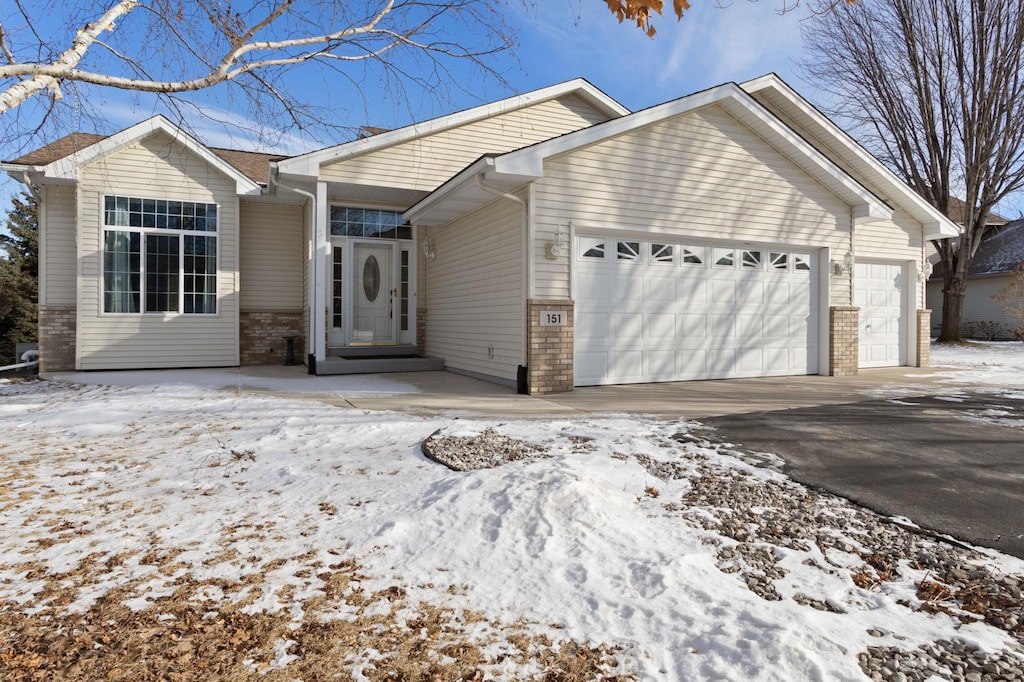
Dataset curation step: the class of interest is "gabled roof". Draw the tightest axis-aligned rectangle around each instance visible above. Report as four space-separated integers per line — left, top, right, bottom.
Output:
406 80 897 227
740 74 960 240
1 117 266 194
276 78 630 180
945 196 1009 228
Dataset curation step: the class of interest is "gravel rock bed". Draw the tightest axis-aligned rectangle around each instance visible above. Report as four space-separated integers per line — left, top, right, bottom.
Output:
634 438 1024 681
421 427 549 471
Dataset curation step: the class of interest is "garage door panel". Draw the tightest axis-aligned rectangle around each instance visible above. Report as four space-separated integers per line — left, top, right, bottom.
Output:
576 312 609 342
765 315 789 338
678 313 707 340
645 313 676 340
574 235 819 386
737 314 763 338
612 275 644 303
676 278 707 304
711 280 737 305
646 350 676 378
738 348 764 372
612 350 643 379
611 313 643 340
710 314 735 338
855 261 907 368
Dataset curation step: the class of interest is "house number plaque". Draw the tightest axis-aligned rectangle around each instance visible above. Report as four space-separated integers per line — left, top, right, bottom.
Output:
538 310 567 327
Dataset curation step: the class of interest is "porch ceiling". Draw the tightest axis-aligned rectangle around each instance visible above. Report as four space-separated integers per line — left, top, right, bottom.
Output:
324 181 428 209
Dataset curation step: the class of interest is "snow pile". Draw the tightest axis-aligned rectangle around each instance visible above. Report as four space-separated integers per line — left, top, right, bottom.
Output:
2 376 1024 679
931 341 1024 395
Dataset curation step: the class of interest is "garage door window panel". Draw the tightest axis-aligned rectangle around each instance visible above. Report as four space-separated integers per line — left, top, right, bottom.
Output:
681 247 705 265
714 248 735 268
650 243 674 265
580 237 606 260
617 241 641 261
742 250 762 269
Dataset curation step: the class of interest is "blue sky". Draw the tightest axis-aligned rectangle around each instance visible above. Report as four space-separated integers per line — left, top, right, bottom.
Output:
1 1 812 214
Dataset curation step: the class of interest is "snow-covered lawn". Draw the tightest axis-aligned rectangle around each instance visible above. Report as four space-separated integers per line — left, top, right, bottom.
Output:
1 343 1023 680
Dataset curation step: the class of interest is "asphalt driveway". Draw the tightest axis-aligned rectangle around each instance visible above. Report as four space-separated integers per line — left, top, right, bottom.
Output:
699 394 1024 558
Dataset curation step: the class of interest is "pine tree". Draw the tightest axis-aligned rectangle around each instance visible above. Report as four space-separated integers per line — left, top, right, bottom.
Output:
0 189 39 366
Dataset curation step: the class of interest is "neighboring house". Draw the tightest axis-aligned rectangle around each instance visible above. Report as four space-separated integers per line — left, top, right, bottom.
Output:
926 218 1024 337
1 75 959 394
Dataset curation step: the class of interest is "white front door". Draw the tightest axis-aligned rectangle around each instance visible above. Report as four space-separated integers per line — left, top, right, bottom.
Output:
351 241 396 344
854 261 907 367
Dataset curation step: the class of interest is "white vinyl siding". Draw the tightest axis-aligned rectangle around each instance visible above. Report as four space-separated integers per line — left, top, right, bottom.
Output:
927 275 1016 333
854 208 926 308
40 184 77 307
424 198 523 381
531 104 852 304
320 95 610 192
77 132 239 369
239 201 304 311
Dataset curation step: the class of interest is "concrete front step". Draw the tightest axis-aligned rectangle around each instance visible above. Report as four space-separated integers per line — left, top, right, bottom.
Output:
316 355 444 375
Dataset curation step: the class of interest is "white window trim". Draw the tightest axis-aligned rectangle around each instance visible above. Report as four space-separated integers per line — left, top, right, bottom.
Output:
100 194 221 317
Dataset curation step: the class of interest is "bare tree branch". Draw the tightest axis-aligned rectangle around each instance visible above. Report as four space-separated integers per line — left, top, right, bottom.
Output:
0 1 515 153
802 0 1024 342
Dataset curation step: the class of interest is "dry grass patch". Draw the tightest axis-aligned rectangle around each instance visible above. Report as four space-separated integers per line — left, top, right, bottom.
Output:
1 553 635 681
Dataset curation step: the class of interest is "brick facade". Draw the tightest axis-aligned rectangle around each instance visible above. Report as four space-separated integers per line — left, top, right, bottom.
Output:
416 307 427 356
526 299 574 395
829 306 859 376
916 309 931 367
239 311 304 366
38 306 77 372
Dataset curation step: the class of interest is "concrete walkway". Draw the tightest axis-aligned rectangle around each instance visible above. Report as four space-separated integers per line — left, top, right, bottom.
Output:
325 367 951 418
51 365 955 418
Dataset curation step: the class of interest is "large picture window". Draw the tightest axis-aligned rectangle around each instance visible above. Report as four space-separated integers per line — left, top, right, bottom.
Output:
102 195 218 314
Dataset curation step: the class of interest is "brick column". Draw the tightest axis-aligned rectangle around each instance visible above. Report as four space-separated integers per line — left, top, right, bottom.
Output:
239 311 304 365
416 307 427 356
829 306 859 376
916 309 931 367
38 306 76 372
526 300 574 395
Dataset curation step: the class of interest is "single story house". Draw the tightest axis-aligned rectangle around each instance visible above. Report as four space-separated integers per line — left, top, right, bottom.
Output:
2 75 960 394
926 218 1024 338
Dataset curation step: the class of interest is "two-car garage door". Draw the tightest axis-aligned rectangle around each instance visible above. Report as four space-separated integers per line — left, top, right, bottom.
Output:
574 235 819 386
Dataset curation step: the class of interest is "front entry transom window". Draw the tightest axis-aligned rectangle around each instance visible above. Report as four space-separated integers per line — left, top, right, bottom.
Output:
330 207 411 239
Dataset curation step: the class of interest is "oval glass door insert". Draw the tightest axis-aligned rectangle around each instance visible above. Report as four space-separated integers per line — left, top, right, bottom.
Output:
362 255 381 302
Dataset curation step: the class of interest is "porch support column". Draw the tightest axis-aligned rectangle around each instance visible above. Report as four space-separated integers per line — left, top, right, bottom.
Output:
313 181 329 365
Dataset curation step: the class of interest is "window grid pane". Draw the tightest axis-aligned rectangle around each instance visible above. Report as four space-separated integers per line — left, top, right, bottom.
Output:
145 234 180 312
184 236 217 314
400 250 410 331
330 207 411 239
105 195 216 232
332 247 344 329
103 230 141 313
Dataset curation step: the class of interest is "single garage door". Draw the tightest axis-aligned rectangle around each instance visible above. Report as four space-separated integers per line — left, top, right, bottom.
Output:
574 235 819 386
854 261 907 367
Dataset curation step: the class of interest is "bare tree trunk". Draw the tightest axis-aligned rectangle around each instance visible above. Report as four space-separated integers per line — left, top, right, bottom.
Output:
938 273 965 342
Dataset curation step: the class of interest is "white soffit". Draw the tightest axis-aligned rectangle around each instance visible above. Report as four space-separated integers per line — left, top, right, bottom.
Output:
741 74 961 240
277 79 631 179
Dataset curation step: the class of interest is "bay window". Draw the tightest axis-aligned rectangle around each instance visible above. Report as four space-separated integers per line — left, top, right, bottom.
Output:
102 195 218 314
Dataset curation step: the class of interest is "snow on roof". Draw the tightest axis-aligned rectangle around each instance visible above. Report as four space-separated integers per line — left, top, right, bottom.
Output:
969 219 1024 276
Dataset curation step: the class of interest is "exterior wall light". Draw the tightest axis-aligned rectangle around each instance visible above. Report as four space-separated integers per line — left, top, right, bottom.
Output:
421 238 435 260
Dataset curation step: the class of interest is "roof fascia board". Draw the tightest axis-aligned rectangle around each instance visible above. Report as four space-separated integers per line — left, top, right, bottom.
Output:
741 74 960 238
45 116 261 195
279 79 630 178
494 82 892 220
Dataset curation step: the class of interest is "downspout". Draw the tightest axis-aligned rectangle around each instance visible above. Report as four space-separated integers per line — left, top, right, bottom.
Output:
271 168 317 373
474 174 530 393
